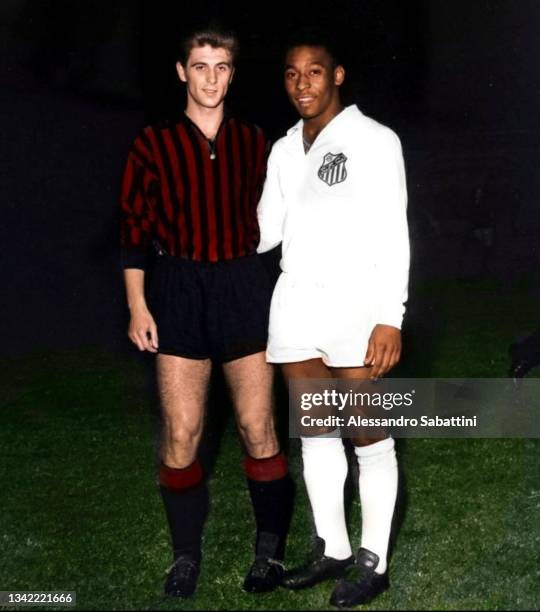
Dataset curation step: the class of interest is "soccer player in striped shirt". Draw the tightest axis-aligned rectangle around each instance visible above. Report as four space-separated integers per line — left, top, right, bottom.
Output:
120 27 293 599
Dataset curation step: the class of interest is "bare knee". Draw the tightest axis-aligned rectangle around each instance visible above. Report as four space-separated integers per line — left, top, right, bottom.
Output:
237 417 278 458
162 421 203 467
156 355 210 467
166 421 202 449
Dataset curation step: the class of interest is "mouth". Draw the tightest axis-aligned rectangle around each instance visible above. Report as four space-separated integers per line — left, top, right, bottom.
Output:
296 95 316 107
203 89 218 95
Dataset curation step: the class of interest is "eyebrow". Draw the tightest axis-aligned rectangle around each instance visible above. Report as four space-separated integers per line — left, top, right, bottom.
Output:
284 62 325 70
191 61 232 67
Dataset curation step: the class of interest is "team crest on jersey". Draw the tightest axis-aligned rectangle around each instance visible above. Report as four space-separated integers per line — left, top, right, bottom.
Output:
318 152 348 186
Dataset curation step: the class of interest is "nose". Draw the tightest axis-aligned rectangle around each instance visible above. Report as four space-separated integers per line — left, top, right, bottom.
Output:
207 69 218 84
296 72 309 91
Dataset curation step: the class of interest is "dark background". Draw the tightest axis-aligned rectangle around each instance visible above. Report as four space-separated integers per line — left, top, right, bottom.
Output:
2 0 540 356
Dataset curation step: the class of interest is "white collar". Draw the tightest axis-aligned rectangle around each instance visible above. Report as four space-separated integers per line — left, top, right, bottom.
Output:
286 104 362 137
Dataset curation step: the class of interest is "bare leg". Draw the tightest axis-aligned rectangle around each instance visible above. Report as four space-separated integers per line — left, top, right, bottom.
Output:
223 351 278 458
281 357 332 382
224 351 292 570
331 366 397 576
330 365 387 446
157 354 212 468
282 358 352 560
156 354 213 585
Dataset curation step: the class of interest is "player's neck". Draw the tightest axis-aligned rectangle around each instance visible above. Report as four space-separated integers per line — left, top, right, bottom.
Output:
184 101 225 141
303 100 344 145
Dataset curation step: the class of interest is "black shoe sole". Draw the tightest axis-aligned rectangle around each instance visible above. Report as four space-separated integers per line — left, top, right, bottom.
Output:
282 567 353 590
330 589 388 608
330 580 389 608
281 576 339 590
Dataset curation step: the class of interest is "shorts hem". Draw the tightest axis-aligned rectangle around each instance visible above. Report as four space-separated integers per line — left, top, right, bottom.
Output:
157 348 210 360
323 361 369 368
267 352 369 368
266 352 322 364
220 343 268 364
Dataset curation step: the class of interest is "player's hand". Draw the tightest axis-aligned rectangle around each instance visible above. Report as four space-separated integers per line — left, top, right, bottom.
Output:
128 307 159 353
364 324 401 379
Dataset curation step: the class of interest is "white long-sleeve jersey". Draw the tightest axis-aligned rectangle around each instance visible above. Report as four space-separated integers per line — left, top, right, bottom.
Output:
257 104 410 329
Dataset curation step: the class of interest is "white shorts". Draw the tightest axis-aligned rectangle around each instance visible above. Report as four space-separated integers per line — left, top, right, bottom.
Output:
266 272 376 367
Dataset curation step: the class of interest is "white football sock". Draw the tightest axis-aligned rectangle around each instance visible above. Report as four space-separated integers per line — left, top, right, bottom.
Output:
354 436 398 574
301 434 352 560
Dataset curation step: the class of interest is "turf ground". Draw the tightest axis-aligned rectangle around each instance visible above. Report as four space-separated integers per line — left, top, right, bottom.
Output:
1 281 539 610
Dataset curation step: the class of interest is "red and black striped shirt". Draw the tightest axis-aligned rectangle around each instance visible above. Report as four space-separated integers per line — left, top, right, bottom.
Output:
120 113 268 268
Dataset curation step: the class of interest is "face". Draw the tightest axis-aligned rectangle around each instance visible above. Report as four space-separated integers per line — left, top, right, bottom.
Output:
284 46 345 121
176 44 234 110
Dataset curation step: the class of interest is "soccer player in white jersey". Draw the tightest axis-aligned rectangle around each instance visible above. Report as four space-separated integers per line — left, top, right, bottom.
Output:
257 33 409 607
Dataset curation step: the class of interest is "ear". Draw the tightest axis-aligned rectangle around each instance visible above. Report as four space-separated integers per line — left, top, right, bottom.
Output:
334 65 345 86
176 61 187 83
229 66 235 85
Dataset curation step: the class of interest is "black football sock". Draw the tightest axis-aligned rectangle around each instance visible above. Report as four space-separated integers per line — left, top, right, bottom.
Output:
243 452 295 561
159 460 209 562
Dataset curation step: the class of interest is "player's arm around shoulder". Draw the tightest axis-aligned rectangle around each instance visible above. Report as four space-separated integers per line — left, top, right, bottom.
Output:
256 138 288 254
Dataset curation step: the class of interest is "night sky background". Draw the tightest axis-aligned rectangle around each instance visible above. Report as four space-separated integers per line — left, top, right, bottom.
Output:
2 0 540 356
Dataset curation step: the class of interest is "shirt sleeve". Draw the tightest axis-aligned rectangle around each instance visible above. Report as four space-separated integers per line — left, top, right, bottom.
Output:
256 144 287 254
253 126 270 203
373 131 410 329
119 130 159 270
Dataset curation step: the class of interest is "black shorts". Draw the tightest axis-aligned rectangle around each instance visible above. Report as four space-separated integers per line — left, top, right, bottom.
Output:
148 253 273 362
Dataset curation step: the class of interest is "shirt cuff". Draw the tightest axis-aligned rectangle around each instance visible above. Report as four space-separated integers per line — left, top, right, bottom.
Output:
121 246 149 270
376 303 405 330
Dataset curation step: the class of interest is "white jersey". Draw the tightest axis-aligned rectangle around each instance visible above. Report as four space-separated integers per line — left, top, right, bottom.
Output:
257 104 409 330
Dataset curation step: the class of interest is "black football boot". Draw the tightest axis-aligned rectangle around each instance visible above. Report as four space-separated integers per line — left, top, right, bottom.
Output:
243 532 285 593
281 537 355 590
163 554 200 598
329 547 389 608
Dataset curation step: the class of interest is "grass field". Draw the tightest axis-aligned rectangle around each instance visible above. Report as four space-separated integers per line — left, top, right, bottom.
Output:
1 281 539 610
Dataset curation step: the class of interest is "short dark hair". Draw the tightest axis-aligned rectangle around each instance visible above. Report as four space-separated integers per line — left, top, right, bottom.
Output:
284 27 344 68
178 26 239 66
